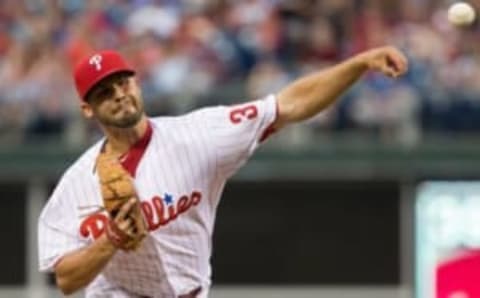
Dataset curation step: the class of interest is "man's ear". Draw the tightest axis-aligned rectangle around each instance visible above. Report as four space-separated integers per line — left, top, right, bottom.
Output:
80 102 94 119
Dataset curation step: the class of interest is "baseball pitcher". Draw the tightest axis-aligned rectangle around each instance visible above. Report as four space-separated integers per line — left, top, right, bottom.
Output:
38 47 407 297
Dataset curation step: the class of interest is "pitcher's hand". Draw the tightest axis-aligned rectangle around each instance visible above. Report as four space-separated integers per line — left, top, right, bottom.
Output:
358 46 408 78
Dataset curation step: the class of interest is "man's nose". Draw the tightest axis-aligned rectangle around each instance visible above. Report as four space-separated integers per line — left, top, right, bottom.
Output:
113 84 126 101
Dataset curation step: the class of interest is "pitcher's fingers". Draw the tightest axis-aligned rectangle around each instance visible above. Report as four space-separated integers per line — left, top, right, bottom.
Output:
388 50 408 74
384 54 398 72
380 64 395 77
115 198 137 222
126 226 137 238
397 53 408 72
116 217 134 231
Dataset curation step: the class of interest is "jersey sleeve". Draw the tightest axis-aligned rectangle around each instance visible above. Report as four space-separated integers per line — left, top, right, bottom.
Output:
201 94 278 177
38 176 87 272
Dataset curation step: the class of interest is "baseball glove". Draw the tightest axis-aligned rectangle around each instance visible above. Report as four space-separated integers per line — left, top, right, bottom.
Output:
96 151 147 250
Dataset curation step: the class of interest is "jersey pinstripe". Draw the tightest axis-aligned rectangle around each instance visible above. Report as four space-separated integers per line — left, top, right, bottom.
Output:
38 94 277 297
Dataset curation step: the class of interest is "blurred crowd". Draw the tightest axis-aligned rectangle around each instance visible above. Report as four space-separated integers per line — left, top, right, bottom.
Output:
1 0 480 146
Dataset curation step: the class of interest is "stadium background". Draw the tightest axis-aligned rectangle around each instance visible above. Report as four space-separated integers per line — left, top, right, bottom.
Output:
0 0 478 297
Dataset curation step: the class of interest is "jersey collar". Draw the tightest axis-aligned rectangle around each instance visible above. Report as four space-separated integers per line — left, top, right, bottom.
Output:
119 120 153 177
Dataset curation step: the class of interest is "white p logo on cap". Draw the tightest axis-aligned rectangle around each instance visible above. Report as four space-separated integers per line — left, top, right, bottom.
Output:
89 54 103 71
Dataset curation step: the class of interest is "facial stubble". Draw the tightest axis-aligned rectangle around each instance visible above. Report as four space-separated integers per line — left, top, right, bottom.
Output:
96 96 144 128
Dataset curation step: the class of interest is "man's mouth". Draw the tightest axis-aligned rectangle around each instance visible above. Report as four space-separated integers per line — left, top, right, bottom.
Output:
113 100 136 115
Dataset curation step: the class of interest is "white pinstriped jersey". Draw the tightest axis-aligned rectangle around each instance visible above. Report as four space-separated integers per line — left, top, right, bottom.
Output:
38 95 277 298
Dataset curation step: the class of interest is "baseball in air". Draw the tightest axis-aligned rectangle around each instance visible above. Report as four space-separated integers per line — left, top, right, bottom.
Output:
448 2 476 26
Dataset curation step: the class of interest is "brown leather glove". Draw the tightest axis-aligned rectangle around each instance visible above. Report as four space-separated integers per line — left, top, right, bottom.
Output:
96 151 147 250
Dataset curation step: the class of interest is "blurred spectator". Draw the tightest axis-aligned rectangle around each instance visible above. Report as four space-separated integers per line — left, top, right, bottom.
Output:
1 0 480 147
246 60 290 99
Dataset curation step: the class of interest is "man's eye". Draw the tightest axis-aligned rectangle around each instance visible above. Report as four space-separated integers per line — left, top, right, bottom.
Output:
98 88 113 98
119 77 129 86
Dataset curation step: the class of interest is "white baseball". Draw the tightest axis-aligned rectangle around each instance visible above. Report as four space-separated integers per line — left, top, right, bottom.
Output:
448 2 476 26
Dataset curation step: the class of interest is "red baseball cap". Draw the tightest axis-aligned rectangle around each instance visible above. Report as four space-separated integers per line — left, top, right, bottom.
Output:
73 50 135 101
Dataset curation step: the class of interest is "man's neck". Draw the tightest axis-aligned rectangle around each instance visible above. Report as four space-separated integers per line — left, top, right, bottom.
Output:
103 116 149 156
